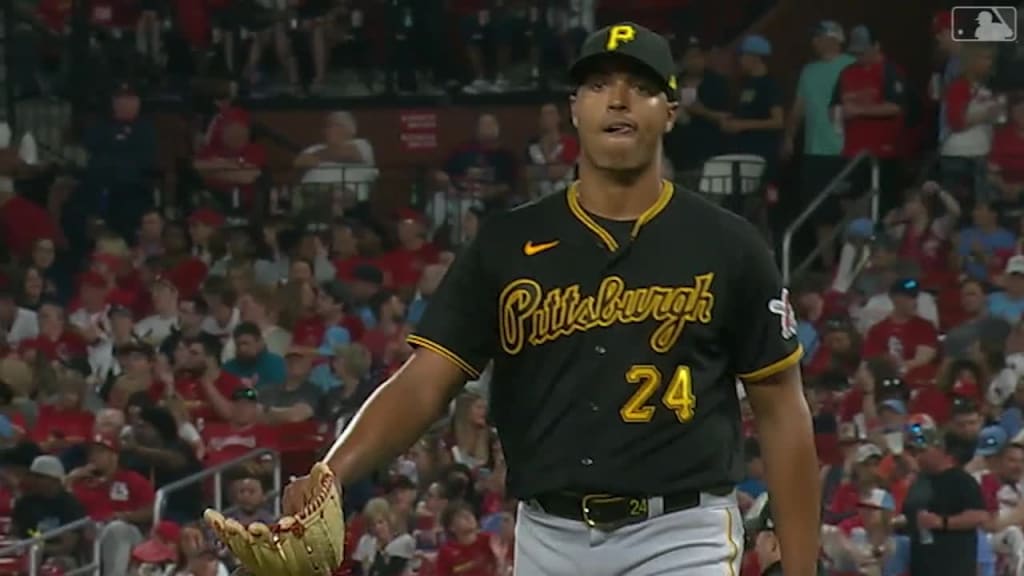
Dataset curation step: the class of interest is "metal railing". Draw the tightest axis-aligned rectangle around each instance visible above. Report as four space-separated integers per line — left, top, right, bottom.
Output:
0 517 100 576
152 448 281 526
781 152 880 286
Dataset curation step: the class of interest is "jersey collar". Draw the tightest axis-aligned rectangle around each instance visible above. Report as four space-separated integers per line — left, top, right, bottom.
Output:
566 180 675 251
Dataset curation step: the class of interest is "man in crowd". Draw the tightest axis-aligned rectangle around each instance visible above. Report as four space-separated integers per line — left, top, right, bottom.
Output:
11 455 86 564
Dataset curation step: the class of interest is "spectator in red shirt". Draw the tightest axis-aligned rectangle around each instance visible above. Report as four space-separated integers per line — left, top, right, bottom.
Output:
383 209 440 292
177 334 243 422
66 432 154 576
32 374 94 453
435 500 507 576
940 45 1003 197
885 182 960 291
19 301 88 363
193 108 267 211
862 278 939 386
831 25 907 213
525 103 580 198
361 290 408 363
804 317 860 379
0 188 61 260
200 386 277 475
990 97 1024 205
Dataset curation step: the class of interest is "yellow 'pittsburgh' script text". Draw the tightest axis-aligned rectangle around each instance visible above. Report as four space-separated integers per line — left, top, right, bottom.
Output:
499 274 715 355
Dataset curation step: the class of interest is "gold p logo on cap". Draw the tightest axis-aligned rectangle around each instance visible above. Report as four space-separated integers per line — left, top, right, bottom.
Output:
606 25 636 51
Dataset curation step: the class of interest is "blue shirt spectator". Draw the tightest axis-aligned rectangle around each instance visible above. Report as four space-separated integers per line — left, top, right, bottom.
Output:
223 323 287 389
959 202 1016 279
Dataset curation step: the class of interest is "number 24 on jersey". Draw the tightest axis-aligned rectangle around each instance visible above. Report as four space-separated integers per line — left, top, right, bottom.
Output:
620 365 696 423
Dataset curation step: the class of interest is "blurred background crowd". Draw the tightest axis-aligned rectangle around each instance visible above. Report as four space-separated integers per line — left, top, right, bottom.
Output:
0 0 1023 575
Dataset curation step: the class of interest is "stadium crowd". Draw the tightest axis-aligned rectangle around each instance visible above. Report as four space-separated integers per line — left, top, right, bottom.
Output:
0 1 1024 575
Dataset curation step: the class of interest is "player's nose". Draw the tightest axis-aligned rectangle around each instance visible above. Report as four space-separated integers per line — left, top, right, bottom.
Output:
605 79 632 111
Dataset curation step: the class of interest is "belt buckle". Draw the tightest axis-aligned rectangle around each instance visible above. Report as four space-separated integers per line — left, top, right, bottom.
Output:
580 494 649 529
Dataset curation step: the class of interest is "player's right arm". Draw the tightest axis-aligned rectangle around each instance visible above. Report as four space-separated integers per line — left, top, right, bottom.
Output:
284 232 497 511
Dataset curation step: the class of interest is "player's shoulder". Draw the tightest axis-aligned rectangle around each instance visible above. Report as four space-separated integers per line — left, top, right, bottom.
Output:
670 186 767 243
475 192 568 241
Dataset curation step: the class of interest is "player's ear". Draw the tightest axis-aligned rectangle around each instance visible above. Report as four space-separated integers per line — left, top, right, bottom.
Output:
665 100 679 133
569 94 579 128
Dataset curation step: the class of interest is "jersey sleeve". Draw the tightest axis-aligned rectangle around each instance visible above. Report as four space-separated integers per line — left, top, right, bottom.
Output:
407 233 497 379
728 227 803 382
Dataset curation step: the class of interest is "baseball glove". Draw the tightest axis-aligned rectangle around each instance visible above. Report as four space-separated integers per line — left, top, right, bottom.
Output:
204 462 345 576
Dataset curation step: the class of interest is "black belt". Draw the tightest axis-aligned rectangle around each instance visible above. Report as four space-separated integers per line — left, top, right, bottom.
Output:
533 486 734 530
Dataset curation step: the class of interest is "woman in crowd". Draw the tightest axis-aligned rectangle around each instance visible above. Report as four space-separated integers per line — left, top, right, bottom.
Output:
352 497 416 576
446 391 493 472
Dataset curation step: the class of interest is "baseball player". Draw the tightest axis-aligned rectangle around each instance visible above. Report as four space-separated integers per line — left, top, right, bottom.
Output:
284 22 820 576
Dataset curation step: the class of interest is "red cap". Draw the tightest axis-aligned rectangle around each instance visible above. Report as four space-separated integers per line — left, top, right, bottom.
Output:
131 539 177 564
90 432 119 452
932 10 952 34
952 377 980 400
188 208 225 229
396 208 425 225
153 520 181 543
80 271 107 289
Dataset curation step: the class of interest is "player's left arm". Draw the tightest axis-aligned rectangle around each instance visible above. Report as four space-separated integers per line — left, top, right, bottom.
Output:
728 226 819 576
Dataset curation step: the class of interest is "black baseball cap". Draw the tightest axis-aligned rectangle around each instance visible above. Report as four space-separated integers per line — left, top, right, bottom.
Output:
570 22 678 100
889 278 920 298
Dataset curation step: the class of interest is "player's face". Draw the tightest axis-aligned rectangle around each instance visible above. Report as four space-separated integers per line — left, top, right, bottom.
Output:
571 59 676 174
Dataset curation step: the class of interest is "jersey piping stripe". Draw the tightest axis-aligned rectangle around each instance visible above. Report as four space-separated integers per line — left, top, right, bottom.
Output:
724 507 739 576
565 180 675 252
736 346 804 382
406 334 482 379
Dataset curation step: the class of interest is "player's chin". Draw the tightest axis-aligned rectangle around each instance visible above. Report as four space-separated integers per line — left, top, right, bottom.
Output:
592 153 650 173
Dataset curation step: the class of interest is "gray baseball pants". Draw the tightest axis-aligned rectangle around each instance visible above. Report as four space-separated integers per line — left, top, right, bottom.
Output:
514 490 744 576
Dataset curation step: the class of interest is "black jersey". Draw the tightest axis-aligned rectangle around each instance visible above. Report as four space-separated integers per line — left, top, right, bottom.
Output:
410 181 802 498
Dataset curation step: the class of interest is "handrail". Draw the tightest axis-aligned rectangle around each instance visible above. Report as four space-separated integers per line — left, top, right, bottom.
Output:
0 517 100 576
152 448 281 525
782 152 879 286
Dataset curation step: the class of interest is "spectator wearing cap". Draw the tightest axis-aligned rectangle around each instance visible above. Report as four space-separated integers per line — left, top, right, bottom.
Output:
67 432 155 576
199 386 277 474
862 278 939 385
988 97 1024 205
222 322 287 390
902 417 987 576
0 284 37 346
259 346 320 424
958 201 1016 282
105 342 156 411
134 276 180 347
18 300 88 364
989 255 1024 324
885 180 961 292
524 103 580 199
939 44 1003 198
828 443 885 525
782 21 855 269
130 520 182 573
663 36 729 173
382 208 441 292
742 494 783 576
968 425 1008 477
804 316 859 379
948 394 984 446
192 108 267 212
11 455 85 560
831 25 906 213
944 279 1011 359
294 111 379 213
119 405 203 523
826 488 910 576
720 35 784 180
79 82 157 244
0 441 43 514
850 235 922 323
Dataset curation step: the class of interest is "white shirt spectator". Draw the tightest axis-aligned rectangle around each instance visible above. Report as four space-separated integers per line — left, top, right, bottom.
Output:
854 292 940 334
68 306 115 378
201 308 240 339
134 314 179 346
941 78 1000 157
3 307 38 346
296 112 379 204
352 533 415 571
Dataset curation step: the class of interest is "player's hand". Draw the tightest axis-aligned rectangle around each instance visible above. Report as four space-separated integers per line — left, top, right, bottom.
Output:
917 510 942 530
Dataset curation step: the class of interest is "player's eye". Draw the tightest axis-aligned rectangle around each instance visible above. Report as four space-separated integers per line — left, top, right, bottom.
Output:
585 79 607 92
633 81 658 97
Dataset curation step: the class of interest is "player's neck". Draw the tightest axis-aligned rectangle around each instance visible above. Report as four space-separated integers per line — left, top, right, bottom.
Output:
575 163 664 221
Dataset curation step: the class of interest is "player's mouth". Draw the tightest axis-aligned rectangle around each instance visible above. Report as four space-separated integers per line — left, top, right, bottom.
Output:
601 120 638 138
